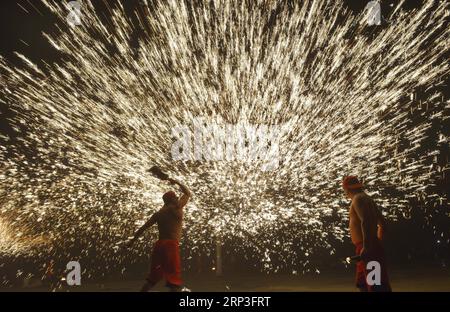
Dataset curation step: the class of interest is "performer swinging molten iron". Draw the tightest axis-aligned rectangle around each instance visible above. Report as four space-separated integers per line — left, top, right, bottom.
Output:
125 167 191 292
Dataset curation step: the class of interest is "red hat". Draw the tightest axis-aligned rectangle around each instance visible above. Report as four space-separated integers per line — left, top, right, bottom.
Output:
163 191 177 203
342 176 363 190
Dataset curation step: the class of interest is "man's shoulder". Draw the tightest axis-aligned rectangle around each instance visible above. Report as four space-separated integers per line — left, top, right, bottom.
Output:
353 192 371 205
163 203 183 216
355 191 370 198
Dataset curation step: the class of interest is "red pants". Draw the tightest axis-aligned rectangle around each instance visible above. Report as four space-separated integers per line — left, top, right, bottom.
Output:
355 241 392 292
147 240 182 286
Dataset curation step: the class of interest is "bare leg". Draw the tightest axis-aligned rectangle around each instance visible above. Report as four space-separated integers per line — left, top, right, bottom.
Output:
140 280 157 292
167 283 182 292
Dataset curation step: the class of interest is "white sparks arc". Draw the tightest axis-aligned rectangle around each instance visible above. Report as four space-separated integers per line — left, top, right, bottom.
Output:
0 0 449 274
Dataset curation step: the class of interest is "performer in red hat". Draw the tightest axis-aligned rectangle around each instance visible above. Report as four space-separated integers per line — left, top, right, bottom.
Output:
125 171 191 292
342 176 392 292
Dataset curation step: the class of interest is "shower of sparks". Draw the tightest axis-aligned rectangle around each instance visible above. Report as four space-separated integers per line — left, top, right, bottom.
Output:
0 218 49 255
0 0 449 276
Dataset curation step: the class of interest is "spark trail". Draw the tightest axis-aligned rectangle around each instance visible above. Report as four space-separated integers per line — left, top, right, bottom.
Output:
0 0 449 275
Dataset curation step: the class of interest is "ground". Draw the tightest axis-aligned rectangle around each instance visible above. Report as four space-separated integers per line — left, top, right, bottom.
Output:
4 266 450 292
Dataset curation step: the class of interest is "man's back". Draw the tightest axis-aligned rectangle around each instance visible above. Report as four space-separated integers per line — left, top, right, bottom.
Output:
349 192 378 244
156 203 183 240
125 175 191 292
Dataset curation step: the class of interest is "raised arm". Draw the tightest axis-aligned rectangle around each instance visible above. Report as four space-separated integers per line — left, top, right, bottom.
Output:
168 178 191 208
